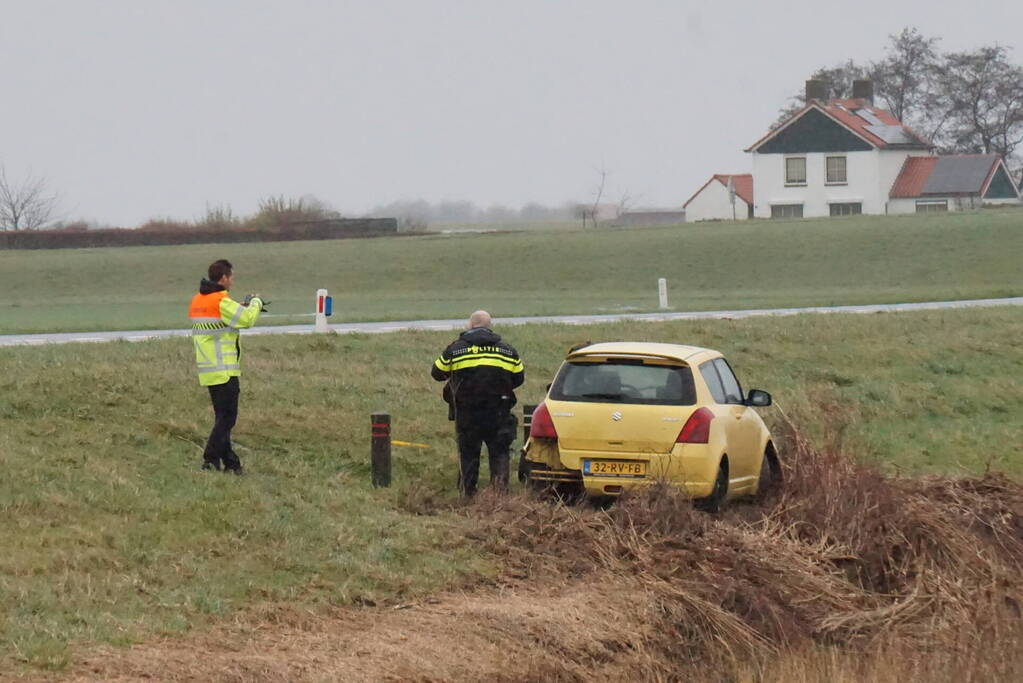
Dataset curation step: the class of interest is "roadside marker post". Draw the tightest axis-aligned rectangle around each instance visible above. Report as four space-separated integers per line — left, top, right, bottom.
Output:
315 288 332 333
658 278 669 309
371 412 391 487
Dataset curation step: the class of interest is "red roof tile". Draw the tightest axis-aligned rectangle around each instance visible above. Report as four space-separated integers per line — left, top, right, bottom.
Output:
890 156 938 198
684 174 753 208
716 174 754 204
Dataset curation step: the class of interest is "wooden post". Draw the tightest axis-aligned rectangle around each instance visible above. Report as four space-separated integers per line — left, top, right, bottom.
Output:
371 412 391 487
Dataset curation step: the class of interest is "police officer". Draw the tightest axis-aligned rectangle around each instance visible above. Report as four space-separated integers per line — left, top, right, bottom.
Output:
431 310 524 496
188 259 264 474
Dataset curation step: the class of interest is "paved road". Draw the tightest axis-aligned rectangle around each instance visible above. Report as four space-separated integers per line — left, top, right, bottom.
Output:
1 296 1021 347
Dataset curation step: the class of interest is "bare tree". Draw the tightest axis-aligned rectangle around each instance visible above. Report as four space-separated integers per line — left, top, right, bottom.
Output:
933 45 1023 159
869 28 940 125
573 203 590 229
616 189 637 217
777 28 1023 161
588 165 607 227
0 165 58 231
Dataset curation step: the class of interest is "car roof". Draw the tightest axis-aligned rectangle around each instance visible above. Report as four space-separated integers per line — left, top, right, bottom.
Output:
566 341 720 364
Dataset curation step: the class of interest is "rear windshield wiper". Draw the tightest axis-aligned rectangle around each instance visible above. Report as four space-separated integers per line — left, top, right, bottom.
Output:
580 392 624 400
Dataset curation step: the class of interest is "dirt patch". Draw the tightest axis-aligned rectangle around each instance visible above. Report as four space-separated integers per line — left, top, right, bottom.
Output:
52 422 1023 681
62 580 660 682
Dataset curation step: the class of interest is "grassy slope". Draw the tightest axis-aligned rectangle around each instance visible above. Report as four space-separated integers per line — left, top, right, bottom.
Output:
1 307 1021 670
1 209 1021 334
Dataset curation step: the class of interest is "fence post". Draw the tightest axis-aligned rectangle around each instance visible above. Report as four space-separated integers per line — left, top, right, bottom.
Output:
658 278 668 309
371 412 391 487
315 288 330 333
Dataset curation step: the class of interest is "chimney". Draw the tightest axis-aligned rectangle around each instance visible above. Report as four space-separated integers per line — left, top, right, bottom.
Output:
853 79 874 105
805 79 828 104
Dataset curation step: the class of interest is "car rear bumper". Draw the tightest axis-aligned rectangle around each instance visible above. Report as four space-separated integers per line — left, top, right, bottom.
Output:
524 444 719 498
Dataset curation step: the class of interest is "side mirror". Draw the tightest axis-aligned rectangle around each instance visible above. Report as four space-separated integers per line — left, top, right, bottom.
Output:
546 383 553 392
746 389 772 407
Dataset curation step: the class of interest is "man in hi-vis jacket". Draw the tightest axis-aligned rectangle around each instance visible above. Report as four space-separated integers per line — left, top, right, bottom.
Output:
188 259 263 474
431 310 524 496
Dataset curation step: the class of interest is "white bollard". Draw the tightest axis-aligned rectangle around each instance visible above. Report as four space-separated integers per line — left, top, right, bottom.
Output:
658 278 669 309
314 288 330 333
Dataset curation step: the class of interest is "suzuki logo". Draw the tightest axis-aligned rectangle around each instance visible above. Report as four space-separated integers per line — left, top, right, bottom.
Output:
611 411 622 421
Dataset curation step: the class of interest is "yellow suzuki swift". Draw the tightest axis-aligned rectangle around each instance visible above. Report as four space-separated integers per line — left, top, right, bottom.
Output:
521 342 780 508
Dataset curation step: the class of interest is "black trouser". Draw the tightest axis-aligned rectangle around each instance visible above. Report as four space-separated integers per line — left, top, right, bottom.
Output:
203 376 242 471
455 410 517 496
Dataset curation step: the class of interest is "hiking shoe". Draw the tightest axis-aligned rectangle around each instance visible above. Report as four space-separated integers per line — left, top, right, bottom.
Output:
201 461 221 471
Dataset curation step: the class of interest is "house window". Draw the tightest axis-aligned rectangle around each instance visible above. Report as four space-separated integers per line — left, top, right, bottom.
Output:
771 204 804 219
826 156 847 183
916 200 948 213
785 157 806 185
829 202 862 216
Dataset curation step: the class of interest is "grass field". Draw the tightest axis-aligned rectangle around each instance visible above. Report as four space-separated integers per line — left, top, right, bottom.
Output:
1 209 1022 334
1 306 1021 673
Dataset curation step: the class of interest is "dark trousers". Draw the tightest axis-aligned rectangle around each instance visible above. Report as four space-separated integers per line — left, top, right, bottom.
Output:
203 377 241 471
456 411 517 496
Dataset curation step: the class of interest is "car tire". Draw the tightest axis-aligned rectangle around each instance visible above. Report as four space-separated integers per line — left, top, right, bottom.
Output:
698 461 728 513
756 448 782 498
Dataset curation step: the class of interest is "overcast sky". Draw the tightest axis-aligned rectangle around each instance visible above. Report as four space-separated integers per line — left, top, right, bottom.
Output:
1 0 1021 226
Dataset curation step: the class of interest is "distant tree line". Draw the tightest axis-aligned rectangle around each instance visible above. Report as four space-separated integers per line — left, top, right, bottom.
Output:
781 27 1023 166
366 199 577 230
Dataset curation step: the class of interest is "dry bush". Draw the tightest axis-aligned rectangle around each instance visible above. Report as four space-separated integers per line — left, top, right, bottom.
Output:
467 421 1023 681
137 218 195 232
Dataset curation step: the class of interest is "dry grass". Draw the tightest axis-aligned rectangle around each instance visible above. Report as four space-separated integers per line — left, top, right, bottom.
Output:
470 419 1023 681
30 419 1023 681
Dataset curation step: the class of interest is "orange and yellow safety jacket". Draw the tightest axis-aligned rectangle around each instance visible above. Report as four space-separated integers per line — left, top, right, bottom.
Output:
188 284 263 386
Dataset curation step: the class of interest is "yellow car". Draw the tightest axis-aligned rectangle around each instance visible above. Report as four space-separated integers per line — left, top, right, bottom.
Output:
521 342 780 508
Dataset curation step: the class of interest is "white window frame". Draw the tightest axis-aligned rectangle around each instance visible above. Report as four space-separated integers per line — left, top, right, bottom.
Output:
784 157 807 186
770 203 804 219
825 156 847 184
916 200 948 213
829 201 862 216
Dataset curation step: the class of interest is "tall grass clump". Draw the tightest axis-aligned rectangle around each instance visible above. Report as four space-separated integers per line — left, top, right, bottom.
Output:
470 415 1023 681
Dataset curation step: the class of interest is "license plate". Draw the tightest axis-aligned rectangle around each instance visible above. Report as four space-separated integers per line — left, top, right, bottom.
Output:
584 460 647 477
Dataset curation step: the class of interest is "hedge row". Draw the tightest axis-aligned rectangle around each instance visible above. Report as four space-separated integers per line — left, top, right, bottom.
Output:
0 218 399 250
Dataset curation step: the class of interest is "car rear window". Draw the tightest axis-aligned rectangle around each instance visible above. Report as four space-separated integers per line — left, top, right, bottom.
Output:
550 359 697 405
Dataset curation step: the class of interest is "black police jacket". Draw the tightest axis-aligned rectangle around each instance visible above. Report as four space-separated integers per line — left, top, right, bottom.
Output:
431 327 524 413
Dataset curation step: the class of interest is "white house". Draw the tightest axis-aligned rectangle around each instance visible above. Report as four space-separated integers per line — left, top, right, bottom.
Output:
888 154 1020 213
683 174 753 222
746 80 935 218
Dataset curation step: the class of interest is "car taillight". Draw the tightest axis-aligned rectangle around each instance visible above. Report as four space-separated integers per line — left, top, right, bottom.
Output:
676 407 713 444
529 402 558 439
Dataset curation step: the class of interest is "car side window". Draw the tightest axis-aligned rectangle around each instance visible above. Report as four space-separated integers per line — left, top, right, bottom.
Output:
713 358 744 404
699 362 727 404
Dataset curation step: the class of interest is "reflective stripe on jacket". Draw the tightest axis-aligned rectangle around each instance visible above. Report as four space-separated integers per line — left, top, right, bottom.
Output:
431 327 524 412
188 291 263 386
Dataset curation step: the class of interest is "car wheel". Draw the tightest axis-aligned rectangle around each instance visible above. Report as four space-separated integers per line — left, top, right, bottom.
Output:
756 447 782 498
697 461 728 512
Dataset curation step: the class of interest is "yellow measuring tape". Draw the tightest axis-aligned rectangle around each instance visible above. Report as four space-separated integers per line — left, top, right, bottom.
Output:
392 440 431 449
